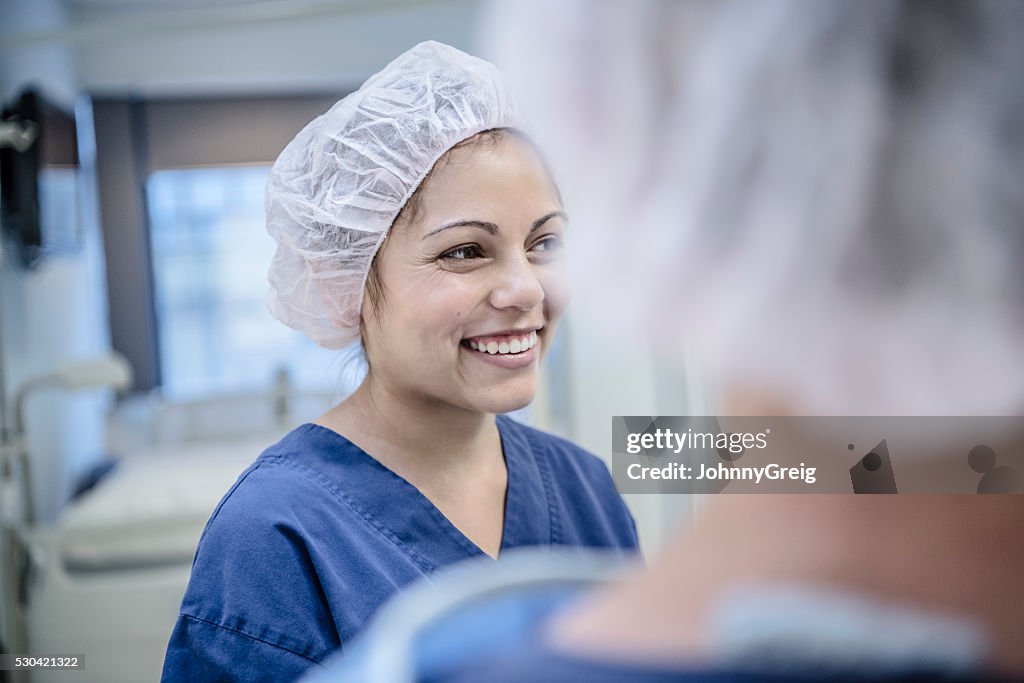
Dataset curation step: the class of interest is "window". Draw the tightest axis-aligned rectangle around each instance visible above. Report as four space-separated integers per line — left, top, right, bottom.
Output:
146 166 342 399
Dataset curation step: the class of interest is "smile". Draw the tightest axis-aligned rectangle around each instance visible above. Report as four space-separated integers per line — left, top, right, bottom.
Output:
461 329 542 369
464 330 538 355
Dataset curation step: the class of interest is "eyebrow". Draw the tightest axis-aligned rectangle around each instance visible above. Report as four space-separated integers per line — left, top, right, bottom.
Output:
423 211 568 240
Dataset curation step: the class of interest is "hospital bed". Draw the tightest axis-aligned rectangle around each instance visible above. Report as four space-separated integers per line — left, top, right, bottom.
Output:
16 390 334 683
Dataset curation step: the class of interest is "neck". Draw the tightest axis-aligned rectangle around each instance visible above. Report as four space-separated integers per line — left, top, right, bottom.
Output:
682 495 1024 666
554 495 1024 675
679 493 1024 600
318 371 499 473
550 387 1024 675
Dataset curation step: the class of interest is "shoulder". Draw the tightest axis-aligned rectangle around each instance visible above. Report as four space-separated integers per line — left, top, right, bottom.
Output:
178 430 346 660
205 424 354 528
191 424 368 567
182 425 353 600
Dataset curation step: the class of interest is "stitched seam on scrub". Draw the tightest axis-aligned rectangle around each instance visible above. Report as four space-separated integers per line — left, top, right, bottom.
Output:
402 472 484 558
278 444 486 560
198 464 264 543
257 454 437 574
178 613 326 665
280 427 485 560
518 422 563 545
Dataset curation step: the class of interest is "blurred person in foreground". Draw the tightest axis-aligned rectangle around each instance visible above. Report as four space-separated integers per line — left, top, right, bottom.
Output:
304 1 1024 681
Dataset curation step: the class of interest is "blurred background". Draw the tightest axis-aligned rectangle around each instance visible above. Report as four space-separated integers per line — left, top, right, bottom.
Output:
0 1 700 680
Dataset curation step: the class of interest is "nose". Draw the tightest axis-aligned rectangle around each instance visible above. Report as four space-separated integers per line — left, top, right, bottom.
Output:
488 254 545 312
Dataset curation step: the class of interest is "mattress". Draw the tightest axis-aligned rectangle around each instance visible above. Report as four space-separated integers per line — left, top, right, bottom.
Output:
57 434 280 573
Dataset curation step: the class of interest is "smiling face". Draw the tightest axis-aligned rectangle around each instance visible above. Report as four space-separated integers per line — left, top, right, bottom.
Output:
360 130 568 415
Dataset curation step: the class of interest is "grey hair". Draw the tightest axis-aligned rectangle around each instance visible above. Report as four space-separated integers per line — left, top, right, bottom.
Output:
489 0 1024 414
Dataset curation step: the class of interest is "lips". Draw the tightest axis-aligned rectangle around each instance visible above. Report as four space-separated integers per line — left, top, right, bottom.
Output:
460 327 543 368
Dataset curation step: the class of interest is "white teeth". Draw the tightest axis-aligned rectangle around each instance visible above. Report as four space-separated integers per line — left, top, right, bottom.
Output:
466 330 541 355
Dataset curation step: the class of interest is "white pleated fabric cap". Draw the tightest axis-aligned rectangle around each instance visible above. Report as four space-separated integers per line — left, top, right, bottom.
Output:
265 41 523 349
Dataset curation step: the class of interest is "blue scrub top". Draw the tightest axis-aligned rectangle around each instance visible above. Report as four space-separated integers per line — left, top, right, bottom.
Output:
161 415 639 682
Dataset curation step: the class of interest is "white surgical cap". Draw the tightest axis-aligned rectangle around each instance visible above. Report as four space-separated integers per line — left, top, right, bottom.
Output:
486 0 1024 415
265 41 523 349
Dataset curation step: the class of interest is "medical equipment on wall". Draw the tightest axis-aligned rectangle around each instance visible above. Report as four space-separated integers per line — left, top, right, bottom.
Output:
1 88 80 269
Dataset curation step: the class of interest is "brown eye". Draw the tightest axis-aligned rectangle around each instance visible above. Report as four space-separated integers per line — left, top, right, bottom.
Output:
440 244 484 260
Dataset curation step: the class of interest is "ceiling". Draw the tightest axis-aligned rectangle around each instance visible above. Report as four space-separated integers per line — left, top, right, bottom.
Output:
64 0 277 8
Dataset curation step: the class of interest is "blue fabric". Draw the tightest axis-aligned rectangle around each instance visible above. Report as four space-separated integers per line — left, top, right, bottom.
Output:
440 654 991 683
313 580 993 683
161 415 639 682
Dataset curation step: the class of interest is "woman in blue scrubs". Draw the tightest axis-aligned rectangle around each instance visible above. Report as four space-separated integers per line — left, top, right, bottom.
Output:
161 41 639 683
